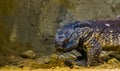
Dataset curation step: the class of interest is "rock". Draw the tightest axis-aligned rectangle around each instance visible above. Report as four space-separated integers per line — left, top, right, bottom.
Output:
108 51 120 61
59 53 76 60
70 50 82 57
36 57 50 64
43 57 50 64
50 53 59 59
51 67 55 69
20 50 36 59
99 51 111 61
56 66 60 69
59 50 81 60
99 51 120 61
107 58 119 64
73 65 80 69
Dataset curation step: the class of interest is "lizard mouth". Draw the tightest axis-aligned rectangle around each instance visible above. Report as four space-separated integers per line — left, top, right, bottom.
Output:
55 46 64 52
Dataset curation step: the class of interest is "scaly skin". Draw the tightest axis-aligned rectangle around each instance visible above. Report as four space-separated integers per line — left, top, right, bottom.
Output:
55 18 120 66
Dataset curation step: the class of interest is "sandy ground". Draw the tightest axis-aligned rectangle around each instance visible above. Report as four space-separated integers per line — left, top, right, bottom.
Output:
0 67 120 71
0 52 120 71
0 65 120 71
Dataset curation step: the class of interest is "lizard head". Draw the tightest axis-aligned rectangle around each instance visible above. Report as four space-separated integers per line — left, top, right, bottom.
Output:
55 21 93 52
55 23 75 52
55 21 81 52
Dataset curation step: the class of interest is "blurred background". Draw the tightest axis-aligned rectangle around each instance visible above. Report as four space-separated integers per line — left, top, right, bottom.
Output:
0 0 120 67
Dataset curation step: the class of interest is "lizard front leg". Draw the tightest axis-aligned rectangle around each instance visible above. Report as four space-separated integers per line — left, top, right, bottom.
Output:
63 40 88 67
85 38 102 66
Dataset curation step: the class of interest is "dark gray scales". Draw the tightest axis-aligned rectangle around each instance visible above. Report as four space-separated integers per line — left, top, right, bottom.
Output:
55 18 120 66
88 19 120 48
